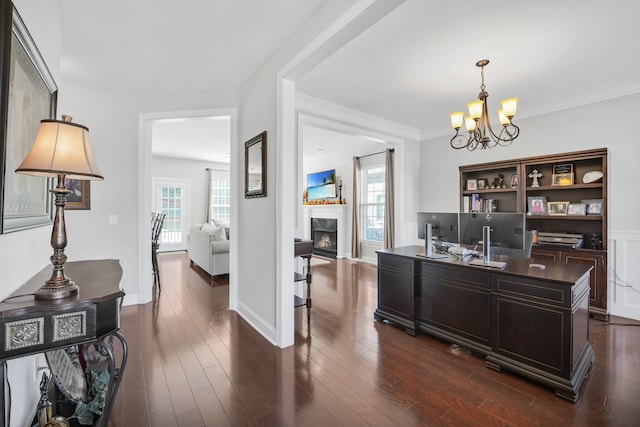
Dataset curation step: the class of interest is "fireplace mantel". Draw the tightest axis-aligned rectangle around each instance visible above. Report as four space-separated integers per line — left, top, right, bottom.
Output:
303 204 347 258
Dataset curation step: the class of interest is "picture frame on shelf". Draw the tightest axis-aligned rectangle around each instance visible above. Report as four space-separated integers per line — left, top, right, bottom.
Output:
510 173 517 188
552 173 574 186
548 201 570 216
583 199 603 215
476 179 486 190
553 163 574 175
467 179 477 191
567 203 587 216
527 196 547 215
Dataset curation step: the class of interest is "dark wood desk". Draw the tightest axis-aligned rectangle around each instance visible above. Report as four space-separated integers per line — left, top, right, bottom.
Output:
375 246 593 402
0 260 127 426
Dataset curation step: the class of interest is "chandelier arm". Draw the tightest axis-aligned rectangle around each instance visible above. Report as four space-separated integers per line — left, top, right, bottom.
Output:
450 130 474 149
481 99 519 145
495 124 520 145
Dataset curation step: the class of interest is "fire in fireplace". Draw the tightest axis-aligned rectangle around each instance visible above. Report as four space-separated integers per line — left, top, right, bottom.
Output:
310 217 338 258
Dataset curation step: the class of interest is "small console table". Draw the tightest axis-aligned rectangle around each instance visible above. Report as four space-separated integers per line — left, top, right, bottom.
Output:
376 247 594 402
0 259 127 426
294 239 313 310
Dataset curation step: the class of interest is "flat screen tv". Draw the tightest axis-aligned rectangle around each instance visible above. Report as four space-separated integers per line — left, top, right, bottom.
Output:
459 212 525 251
307 169 337 200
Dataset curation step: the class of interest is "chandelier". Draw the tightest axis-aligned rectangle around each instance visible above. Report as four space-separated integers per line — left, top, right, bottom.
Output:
449 59 519 150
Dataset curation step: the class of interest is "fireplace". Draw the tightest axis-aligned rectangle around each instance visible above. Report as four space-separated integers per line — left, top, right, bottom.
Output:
311 217 338 258
303 204 347 258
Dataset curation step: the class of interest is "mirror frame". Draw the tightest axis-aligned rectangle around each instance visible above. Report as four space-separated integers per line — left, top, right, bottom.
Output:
244 130 267 198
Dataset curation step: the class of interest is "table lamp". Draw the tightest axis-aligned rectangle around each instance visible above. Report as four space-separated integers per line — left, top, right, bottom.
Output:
15 115 103 300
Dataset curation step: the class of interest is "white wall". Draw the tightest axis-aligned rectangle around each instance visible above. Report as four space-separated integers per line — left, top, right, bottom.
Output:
234 0 365 346
56 83 238 305
1 2 62 425
152 156 229 227
419 93 640 320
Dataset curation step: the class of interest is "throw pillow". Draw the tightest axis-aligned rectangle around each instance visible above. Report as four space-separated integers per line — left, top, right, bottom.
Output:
212 226 227 241
201 223 217 234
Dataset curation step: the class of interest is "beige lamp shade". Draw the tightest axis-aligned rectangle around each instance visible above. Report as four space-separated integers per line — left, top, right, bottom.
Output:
449 112 464 129
15 116 103 180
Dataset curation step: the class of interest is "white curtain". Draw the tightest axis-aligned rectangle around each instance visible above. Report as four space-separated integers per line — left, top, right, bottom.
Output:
351 156 361 258
205 168 213 223
383 149 395 249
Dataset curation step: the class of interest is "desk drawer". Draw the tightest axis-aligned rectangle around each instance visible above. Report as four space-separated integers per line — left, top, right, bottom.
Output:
1 305 97 359
378 253 414 274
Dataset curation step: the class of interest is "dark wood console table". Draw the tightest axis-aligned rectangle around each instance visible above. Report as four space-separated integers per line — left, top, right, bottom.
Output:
375 246 594 402
0 259 127 426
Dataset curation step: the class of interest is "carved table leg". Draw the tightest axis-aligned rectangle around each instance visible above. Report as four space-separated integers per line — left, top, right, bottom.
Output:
82 331 128 427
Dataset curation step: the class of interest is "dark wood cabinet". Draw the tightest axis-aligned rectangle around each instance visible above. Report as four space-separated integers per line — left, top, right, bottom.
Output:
375 252 418 335
532 247 607 320
460 148 608 318
376 247 594 402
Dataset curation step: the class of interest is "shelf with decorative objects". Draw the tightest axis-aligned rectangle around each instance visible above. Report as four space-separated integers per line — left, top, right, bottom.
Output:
460 147 609 319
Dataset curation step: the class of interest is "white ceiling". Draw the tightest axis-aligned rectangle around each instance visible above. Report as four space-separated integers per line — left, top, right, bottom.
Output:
59 0 326 163
59 0 640 157
151 116 231 163
297 0 640 139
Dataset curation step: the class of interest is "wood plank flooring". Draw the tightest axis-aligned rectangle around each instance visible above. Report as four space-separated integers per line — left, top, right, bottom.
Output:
108 252 640 426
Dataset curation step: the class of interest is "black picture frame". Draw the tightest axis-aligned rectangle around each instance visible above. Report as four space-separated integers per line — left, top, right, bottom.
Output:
583 199 603 216
244 131 267 198
0 2 58 233
527 196 547 215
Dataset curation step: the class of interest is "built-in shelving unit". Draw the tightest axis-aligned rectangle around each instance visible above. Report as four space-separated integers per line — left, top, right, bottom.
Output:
459 148 608 319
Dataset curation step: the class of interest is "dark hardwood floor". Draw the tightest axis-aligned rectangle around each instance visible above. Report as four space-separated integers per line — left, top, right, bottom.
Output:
108 252 640 426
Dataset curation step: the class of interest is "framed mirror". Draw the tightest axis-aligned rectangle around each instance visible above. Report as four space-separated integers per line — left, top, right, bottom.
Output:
245 131 267 198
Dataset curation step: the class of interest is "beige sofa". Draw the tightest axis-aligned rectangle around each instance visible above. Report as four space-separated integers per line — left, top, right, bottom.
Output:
188 223 229 276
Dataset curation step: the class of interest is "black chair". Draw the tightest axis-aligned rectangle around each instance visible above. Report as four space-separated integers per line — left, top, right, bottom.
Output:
151 212 166 291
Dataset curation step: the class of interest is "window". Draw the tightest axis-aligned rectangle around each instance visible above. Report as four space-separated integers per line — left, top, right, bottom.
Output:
210 172 230 224
361 165 385 242
160 184 183 244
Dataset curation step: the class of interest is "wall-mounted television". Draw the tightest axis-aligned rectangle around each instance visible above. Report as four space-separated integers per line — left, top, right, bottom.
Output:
307 169 337 200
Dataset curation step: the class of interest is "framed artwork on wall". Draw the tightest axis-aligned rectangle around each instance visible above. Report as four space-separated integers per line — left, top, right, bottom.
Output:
65 179 91 210
0 4 58 233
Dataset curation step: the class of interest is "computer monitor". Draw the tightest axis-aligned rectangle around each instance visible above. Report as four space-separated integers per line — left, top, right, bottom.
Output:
417 212 459 244
458 212 525 251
